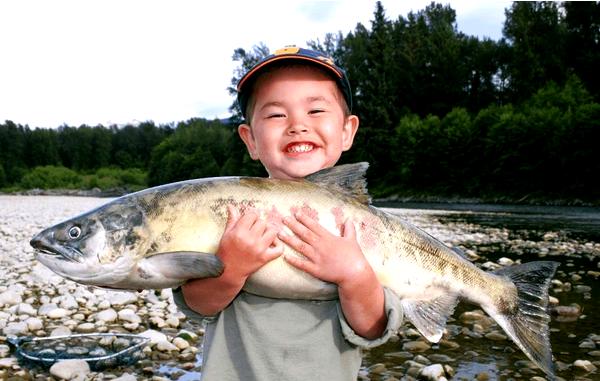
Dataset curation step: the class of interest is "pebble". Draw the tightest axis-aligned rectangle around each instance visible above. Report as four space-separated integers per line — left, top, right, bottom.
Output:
420 363 445 380
402 340 431 352
172 337 190 350
96 308 118 322
49 359 90 379
118 308 142 324
0 357 18 368
573 359 597 372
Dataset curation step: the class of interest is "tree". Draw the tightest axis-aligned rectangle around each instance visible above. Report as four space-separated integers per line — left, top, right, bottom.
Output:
503 2 567 102
227 43 271 124
563 1 600 100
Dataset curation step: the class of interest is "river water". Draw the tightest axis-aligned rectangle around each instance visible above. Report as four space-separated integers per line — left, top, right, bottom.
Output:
364 202 600 381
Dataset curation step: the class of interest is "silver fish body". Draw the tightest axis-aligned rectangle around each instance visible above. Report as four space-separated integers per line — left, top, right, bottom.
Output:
30 163 558 377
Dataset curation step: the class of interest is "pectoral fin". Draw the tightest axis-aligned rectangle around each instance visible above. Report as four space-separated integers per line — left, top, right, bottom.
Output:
402 292 459 343
144 251 224 280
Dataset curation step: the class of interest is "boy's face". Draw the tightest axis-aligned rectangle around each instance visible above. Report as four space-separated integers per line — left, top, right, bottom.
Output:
238 66 359 180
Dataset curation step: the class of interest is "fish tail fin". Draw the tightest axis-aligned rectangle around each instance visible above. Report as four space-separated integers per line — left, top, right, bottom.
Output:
485 261 559 379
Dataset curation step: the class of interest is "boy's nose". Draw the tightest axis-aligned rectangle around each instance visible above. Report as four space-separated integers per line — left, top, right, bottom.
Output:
286 119 309 135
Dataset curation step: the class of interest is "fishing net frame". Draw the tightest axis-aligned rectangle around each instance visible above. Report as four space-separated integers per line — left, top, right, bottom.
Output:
8 333 149 370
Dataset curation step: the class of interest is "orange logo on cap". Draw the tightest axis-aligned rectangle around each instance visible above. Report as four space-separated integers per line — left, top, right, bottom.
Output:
275 46 300 55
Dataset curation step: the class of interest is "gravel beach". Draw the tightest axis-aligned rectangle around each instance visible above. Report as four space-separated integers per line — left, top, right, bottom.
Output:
1 195 598 380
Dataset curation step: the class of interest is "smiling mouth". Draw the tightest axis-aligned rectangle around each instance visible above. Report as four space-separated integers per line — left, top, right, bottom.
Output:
285 142 315 153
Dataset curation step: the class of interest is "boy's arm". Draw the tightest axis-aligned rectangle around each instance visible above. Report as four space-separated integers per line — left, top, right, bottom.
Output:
279 213 387 339
181 205 283 316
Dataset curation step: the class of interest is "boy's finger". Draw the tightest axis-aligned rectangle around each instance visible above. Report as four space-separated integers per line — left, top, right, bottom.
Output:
342 219 356 239
283 215 319 244
236 209 259 230
249 217 268 236
263 237 284 259
294 212 327 235
278 230 314 259
284 253 316 274
225 205 240 230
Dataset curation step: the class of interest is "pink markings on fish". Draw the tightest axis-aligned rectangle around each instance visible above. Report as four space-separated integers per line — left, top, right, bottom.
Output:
357 214 379 249
331 206 345 233
290 202 319 222
266 205 284 229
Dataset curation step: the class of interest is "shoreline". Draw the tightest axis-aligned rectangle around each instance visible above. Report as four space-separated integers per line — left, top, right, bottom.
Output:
2 188 598 207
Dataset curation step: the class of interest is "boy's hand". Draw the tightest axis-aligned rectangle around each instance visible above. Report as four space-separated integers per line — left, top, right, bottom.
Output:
218 204 283 281
278 212 371 287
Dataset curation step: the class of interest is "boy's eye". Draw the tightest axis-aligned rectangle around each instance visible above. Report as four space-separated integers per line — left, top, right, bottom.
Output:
308 109 325 115
267 113 285 119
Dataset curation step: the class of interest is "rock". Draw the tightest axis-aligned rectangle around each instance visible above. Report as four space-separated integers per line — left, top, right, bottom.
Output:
579 340 596 349
25 317 43 331
420 364 445 380
49 359 91 380
459 310 486 323
57 294 79 309
367 363 386 374
574 285 592 293
428 354 454 363
0 290 22 306
51 326 72 336
107 291 138 306
485 331 507 341
118 309 142 324
177 329 198 342
112 373 138 381
16 302 37 316
172 337 190 350
75 322 96 333
497 257 514 266
0 357 18 368
413 354 431 365
573 359 597 372
0 344 10 357
156 340 178 352
96 308 118 322
2 321 28 336
402 340 431 352
140 329 168 345
47 307 71 319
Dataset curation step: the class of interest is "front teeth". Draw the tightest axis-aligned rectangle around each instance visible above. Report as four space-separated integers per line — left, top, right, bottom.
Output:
287 144 313 153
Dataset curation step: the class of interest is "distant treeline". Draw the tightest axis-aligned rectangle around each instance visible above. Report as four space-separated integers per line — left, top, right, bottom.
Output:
1 2 599 202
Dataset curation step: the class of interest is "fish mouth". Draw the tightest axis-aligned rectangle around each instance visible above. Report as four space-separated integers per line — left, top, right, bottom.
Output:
30 234 84 263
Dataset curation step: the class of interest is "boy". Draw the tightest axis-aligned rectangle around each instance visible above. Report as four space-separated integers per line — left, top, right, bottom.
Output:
174 46 403 381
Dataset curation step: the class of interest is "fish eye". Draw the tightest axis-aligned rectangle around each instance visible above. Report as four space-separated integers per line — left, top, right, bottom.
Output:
68 226 82 239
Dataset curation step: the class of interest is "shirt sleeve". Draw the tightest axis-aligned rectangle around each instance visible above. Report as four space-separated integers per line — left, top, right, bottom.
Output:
337 287 403 348
171 287 219 323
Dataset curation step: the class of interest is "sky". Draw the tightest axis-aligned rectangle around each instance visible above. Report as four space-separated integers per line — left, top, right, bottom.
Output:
0 0 513 128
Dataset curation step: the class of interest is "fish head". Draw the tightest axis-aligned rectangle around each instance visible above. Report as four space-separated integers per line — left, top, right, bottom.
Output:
30 199 147 287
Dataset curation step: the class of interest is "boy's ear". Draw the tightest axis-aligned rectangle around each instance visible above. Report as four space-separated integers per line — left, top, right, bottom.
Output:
342 115 359 151
238 124 259 160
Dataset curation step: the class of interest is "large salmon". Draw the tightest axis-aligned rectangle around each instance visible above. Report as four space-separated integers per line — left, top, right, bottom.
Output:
30 163 557 377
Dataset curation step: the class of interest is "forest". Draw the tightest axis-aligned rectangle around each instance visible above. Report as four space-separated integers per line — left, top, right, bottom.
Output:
1 2 599 203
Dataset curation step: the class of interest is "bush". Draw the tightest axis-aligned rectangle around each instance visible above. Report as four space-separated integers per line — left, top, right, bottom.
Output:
83 167 147 191
19 166 82 189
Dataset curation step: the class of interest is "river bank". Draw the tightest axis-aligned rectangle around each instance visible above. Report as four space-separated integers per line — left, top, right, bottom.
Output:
0 195 599 380
3 187 599 207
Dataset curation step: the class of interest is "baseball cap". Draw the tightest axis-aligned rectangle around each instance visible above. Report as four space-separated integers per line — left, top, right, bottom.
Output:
236 46 353 119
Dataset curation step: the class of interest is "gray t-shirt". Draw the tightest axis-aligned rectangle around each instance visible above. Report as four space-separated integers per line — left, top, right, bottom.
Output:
173 288 403 381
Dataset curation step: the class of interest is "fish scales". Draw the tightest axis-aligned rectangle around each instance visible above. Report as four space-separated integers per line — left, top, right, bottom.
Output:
30 163 559 377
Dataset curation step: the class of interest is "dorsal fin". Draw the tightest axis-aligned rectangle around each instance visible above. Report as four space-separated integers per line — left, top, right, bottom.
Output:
304 162 371 204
